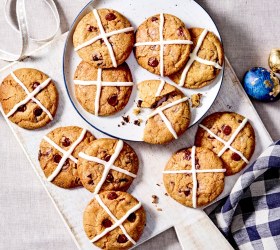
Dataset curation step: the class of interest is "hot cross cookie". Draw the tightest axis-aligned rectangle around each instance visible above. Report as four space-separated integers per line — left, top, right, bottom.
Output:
163 146 226 208
74 61 133 116
0 68 58 129
134 14 193 76
137 80 190 144
83 191 146 249
73 9 135 68
39 126 95 189
195 112 255 175
77 138 138 194
170 28 224 89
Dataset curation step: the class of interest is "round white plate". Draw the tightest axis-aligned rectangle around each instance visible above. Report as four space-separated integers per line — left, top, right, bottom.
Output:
63 0 224 141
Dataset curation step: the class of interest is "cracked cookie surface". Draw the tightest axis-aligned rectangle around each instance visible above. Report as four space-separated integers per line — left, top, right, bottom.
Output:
134 14 192 76
0 68 58 129
74 61 133 116
163 146 225 207
195 112 255 175
77 138 138 193
169 28 224 89
84 191 146 250
73 8 134 68
39 126 95 189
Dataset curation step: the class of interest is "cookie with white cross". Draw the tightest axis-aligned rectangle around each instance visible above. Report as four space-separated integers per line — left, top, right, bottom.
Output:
169 27 224 89
73 8 135 68
0 68 58 129
163 146 226 208
195 112 255 175
39 126 95 189
77 138 138 194
137 80 191 144
134 13 192 76
74 61 133 116
83 191 146 249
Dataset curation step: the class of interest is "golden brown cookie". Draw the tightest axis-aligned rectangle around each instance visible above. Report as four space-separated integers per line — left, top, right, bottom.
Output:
83 191 146 250
195 112 255 175
163 146 225 208
170 28 224 89
39 126 95 189
73 8 134 68
134 14 192 76
74 61 133 116
137 80 191 144
77 138 138 193
0 68 58 129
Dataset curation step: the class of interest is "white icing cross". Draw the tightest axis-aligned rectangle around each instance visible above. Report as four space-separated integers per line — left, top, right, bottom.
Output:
91 194 141 244
155 79 166 97
199 118 249 163
179 29 223 86
163 146 226 208
134 13 193 77
74 68 134 116
43 129 87 182
147 96 189 139
74 9 134 68
5 72 53 119
78 140 137 195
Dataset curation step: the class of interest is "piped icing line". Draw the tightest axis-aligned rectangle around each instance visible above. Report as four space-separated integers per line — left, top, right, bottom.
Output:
163 146 226 208
91 194 141 244
74 68 134 116
158 110 178 139
74 9 134 68
134 13 193 77
44 129 87 182
78 140 135 195
6 72 53 119
155 79 165 97
199 118 249 163
179 29 222 87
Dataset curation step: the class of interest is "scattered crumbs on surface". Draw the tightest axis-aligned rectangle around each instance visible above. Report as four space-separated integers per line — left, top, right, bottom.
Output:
157 208 163 212
133 108 141 115
152 195 159 204
133 119 143 126
227 104 232 110
164 193 168 196
118 124 120 127
137 100 143 108
121 121 126 126
156 183 160 186
122 115 130 123
191 93 203 108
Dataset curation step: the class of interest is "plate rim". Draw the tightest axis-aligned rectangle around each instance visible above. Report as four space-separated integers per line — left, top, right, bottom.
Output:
62 0 225 142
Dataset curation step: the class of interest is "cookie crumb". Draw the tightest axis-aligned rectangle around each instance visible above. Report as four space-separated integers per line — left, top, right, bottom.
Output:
133 119 142 126
122 115 130 123
133 108 141 115
156 183 160 186
121 121 126 126
191 93 202 108
152 195 159 204
137 100 143 107
164 193 168 196
157 208 163 211
227 105 232 110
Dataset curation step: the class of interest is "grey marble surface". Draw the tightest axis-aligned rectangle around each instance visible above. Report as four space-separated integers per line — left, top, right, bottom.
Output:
0 1 280 249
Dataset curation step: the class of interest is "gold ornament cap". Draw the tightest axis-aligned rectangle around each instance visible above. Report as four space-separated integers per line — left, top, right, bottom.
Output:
268 49 280 73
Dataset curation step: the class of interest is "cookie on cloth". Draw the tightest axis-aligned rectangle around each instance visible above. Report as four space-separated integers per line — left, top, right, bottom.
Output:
74 61 133 116
77 138 138 194
163 146 225 208
134 13 192 76
169 28 224 89
39 126 95 189
0 68 58 129
195 112 255 175
83 191 146 249
138 80 191 144
73 8 135 68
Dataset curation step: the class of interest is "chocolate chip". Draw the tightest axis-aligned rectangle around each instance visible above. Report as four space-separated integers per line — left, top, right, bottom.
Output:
151 16 158 22
231 153 241 161
183 150 191 160
32 82 40 90
92 52 103 61
151 96 168 109
61 136 71 147
137 100 143 107
106 173 114 183
88 179 94 185
119 178 128 183
184 190 190 196
105 12 116 21
134 120 141 126
108 94 118 106
127 212 136 222
62 159 70 170
148 57 159 67
238 119 242 123
102 219 112 228
34 108 43 117
222 125 232 135
107 192 118 200
177 27 184 36
104 154 111 162
53 154 62 163
87 173 92 178
86 24 97 32
195 159 200 169
17 105 26 112
122 115 130 123
117 234 128 243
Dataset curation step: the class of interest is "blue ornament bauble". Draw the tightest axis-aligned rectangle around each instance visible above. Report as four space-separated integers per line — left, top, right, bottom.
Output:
243 67 280 102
